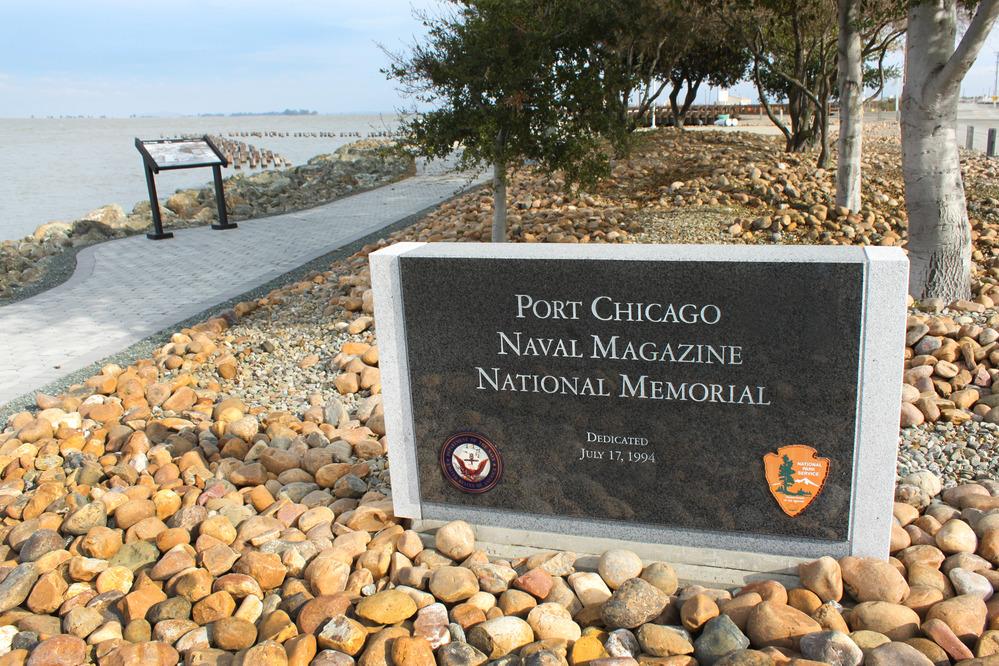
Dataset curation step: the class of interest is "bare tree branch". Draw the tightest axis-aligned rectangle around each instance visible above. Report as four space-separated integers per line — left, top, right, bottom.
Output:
754 57 792 144
935 0 999 96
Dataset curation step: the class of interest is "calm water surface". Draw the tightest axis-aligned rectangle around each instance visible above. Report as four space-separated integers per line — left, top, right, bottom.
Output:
0 114 398 240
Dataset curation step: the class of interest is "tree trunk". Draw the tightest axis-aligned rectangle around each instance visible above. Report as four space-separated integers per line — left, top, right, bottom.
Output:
491 158 507 242
754 60 793 147
669 81 684 129
901 0 971 300
680 78 701 120
816 92 832 168
787 89 815 152
836 0 863 211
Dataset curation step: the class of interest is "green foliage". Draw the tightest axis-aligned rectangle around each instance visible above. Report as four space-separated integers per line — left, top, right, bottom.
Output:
667 22 750 123
586 0 700 131
383 0 626 189
672 35 750 92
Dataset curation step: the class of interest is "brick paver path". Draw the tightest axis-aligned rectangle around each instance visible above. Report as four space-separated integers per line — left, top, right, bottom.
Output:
0 162 485 406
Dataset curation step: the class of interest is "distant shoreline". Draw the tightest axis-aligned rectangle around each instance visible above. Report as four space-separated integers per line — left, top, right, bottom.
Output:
0 111 399 120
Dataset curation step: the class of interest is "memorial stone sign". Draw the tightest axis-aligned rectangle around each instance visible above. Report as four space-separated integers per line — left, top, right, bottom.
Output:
371 243 908 559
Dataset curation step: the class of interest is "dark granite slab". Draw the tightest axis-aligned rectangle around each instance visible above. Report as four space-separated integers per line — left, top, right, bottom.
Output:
398 257 864 542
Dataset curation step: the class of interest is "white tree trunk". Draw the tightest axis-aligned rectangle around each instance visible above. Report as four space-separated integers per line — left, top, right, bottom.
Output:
901 1 971 300
836 0 863 211
491 159 507 242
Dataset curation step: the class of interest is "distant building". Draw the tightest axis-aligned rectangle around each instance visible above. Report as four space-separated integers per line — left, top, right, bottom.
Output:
716 89 752 105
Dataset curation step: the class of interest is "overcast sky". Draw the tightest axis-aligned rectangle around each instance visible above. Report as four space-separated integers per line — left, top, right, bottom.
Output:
2 0 999 117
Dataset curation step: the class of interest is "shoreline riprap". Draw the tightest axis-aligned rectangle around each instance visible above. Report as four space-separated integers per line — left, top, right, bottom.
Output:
0 139 414 302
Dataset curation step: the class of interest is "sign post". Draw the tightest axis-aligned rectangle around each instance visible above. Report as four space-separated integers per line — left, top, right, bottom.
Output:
134 136 236 240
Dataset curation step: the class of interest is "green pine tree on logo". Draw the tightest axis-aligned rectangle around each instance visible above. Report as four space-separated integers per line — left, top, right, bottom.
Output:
777 454 811 496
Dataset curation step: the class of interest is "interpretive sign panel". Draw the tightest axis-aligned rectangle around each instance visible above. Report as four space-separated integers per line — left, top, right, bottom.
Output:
134 136 234 240
141 139 224 170
371 243 908 558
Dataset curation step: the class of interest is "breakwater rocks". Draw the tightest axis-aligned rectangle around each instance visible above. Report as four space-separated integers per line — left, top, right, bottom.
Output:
0 139 414 299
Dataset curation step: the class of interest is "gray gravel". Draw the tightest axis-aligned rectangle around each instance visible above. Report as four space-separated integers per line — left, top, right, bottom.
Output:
898 420 999 486
629 206 752 245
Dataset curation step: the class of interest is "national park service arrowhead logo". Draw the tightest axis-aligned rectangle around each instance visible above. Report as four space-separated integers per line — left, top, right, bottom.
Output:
763 445 830 517
440 432 503 494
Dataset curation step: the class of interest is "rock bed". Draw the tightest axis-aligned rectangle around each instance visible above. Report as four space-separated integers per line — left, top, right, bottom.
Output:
2 128 999 663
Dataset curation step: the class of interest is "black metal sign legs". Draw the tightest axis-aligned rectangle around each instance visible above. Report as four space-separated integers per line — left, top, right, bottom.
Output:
143 164 173 241
210 165 237 232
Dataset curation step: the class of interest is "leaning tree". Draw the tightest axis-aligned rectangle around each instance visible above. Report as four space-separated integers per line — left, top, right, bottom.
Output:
902 0 999 300
384 0 623 242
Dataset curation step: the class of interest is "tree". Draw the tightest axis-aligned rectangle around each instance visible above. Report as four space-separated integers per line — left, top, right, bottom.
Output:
594 0 700 133
837 0 865 211
902 0 999 300
837 0 906 212
737 0 839 161
729 0 902 166
384 1 622 241
778 455 796 493
667 29 750 128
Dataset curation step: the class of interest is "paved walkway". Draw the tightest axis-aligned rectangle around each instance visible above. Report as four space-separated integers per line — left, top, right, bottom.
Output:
0 162 486 406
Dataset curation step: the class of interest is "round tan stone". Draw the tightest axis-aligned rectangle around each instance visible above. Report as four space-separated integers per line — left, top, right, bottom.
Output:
296 594 352 635
193 591 235 625
355 589 418 624
681 594 719 632
498 589 538 618
745 600 822 650
839 556 909 603
925 594 988 641
435 521 476 561
210 617 257 650
636 622 694 657
429 566 479 603
798 557 843 602
467 616 534 658
234 550 286 590
317 615 367 655
866 641 936 665
526 603 581 642
115 500 156 530
936 519 978 554
597 549 643 590
848 602 921 641
101 641 180 666
25 635 86 666
390 636 436 666
787 588 821 615
199 516 236 544
641 561 679 595
719 593 763 632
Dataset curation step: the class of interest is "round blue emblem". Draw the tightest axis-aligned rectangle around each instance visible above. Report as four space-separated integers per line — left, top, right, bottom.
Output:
440 432 503 493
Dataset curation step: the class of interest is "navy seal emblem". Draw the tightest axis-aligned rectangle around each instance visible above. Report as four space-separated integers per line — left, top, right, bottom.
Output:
440 432 503 493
